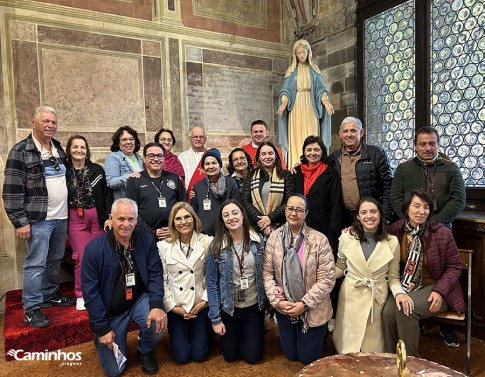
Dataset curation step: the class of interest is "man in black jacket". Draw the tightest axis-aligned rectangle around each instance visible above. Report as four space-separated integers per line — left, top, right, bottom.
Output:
329 117 393 226
126 142 186 241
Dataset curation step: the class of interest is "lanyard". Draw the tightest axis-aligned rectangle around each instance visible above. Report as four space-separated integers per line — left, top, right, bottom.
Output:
233 244 245 276
149 175 165 196
72 166 86 205
115 238 134 274
179 241 192 259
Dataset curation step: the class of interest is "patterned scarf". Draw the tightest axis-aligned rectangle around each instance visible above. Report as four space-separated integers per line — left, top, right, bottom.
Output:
281 223 308 332
250 169 285 215
206 173 226 199
400 221 426 293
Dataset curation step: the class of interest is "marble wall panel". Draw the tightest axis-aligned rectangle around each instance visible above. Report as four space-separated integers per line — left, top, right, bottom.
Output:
186 62 204 128
142 40 161 57
201 65 273 135
203 50 272 71
33 0 153 20
181 0 280 43
12 40 40 129
38 26 141 54
169 38 182 133
9 21 36 42
40 47 143 132
143 56 163 132
193 0 267 28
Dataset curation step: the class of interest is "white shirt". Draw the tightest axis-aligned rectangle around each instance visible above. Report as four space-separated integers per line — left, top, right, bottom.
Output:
32 134 68 220
177 148 204 189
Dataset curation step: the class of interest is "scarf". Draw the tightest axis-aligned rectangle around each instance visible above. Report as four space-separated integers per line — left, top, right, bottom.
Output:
400 221 426 293
281 223 309 332
300 162 328 196
187 157 206 201
250 169 285 215
206 173 226 199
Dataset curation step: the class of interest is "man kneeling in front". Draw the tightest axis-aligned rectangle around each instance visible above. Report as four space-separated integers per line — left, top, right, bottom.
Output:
82 198 167 376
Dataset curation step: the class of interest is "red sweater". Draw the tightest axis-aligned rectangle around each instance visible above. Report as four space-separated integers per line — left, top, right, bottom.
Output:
388 219 465 313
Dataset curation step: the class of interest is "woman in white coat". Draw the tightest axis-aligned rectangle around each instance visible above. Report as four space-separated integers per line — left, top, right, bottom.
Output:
333 197 413 353
158 202 212 364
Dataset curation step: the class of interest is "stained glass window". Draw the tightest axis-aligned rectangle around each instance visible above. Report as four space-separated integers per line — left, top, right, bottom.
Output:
363 0 484 188
430 0 485 186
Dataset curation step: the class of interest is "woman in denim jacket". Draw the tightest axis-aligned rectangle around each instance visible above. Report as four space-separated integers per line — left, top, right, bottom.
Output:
206 199 268 364
104 126 144 199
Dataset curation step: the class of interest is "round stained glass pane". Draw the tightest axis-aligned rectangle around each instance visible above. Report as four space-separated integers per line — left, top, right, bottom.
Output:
458 145 470 157
446 146 457 157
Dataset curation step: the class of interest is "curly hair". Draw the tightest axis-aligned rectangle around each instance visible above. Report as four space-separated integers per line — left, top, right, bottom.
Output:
110 126 141 153
227 148 253 175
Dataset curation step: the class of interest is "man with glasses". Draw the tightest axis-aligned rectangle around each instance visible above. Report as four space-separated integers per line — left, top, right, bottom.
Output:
177 127 207 193
126 142 186 241
3 105 75 328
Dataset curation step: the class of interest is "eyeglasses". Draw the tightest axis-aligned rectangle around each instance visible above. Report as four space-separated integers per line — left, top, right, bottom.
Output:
232 157 247 162
146 153 164 161
120 137 135 143
285 206 306 215
174 215 193 224
159 138 173 144
48 156 61 171
190 136 206 140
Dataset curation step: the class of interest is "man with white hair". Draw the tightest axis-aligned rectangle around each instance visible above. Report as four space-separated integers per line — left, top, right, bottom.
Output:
82 198 167 376
3 105 75 329
329 116 393 226
177 126 207 192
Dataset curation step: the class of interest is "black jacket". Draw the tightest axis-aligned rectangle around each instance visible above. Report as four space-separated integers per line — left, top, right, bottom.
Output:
329 143 393 221
241 169 295 230
66 161 113 228
293 162 343 249
191 176 240 236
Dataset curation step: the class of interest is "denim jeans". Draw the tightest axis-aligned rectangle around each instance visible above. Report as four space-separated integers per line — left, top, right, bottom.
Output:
23 218 67 310
96 292 164 377
220 304 265 364
167 307 210 364
276 311 327 365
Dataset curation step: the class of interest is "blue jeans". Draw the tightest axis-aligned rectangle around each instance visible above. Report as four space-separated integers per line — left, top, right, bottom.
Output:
220 304 265 364
23 218 67 310
276 311 327 365
96 292 163 377
167 307 210 364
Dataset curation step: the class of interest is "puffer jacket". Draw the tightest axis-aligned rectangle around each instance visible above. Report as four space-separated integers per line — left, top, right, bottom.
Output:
388 219 465 313
329 143 393 220
263 224 336 328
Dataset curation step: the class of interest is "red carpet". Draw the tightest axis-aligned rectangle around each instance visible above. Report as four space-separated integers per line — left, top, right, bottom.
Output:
3 282 92 361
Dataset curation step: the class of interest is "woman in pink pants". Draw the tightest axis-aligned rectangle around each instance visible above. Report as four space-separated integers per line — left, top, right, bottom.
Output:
66 135 113 310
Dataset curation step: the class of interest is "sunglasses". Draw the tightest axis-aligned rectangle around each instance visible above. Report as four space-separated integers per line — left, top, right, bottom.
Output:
48 156 61 172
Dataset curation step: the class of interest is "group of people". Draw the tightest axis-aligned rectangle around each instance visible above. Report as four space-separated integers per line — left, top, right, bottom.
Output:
3 102 466 376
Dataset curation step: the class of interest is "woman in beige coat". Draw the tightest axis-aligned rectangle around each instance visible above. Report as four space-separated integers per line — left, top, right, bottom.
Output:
264 194 335 365
333 197 413 353
158 202 212 364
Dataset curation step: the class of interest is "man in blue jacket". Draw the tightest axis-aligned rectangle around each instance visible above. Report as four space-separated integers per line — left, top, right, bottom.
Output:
82 198 167 376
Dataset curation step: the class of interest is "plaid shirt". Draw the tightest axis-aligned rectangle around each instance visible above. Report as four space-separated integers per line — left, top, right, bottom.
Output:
2 134 66 228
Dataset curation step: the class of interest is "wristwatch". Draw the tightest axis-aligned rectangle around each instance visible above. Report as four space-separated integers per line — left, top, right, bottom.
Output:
302 302 310 312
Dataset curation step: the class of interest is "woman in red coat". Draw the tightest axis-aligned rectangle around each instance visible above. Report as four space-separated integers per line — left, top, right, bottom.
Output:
382 189 465 357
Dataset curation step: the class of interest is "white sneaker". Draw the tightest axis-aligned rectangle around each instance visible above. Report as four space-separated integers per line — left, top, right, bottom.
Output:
76 297 86 311
328 318 335 332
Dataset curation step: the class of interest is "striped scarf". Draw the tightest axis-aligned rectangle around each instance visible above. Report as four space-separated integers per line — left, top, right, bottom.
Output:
400 221 426 293
250 169 285 215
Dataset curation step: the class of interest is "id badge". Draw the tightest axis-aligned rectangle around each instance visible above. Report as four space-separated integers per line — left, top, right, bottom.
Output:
125 273 136 287
77 207 84 217
126 288 132 300
237 290 246 302
240 277 249 290
203 198 211 211
158 197 167 208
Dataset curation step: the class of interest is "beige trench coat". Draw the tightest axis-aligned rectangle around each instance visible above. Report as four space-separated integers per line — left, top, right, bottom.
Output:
333 232 404 353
